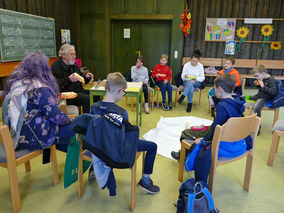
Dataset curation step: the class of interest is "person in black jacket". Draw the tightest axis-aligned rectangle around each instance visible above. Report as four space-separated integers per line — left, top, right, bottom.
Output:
245 65 278 118
51 44 98 113
90 72 160 195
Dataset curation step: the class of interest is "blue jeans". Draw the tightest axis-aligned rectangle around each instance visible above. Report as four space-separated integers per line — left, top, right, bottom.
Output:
137 139 157 175
156 81 172 103
183 80 201 103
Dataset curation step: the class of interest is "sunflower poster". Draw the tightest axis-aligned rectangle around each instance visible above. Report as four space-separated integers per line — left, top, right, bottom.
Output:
205 18 236 41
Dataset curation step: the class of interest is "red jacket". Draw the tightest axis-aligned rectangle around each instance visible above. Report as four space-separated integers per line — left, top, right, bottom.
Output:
218 68 241 87
152 64 172 82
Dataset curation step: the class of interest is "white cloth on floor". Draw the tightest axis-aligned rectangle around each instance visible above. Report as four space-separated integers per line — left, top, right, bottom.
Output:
143 116 212 159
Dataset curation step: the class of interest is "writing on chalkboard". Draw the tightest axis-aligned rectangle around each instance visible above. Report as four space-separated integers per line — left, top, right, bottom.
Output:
0 9 56 62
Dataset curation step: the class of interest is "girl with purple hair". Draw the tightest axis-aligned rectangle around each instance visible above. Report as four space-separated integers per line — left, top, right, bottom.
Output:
2 53 74 152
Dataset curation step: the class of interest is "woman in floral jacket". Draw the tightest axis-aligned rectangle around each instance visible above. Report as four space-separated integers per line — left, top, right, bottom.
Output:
2 53 74 152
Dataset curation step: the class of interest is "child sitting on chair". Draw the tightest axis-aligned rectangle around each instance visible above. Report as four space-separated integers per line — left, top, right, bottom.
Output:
152 54 173 111
131 55 150 114
90 72 160 195
172 74 251 184
244 65 277 133
208 57 242 117
178 50 205 113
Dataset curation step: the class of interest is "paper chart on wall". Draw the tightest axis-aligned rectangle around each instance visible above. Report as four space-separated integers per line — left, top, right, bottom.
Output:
205 18 236 41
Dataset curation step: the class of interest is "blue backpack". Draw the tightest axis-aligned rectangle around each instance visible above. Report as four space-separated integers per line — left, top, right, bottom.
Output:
176 178 219 213
267 80 284 109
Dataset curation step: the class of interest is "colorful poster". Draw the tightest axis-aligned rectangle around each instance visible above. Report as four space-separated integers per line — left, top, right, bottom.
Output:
205 18 236 41
225 41 236 55
61 29 71 44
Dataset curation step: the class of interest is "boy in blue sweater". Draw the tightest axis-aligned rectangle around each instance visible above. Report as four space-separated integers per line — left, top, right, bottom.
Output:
172 74 250 183
91 72 160 195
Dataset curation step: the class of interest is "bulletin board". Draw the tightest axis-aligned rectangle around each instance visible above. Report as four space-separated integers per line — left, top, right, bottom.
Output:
205 18 236 41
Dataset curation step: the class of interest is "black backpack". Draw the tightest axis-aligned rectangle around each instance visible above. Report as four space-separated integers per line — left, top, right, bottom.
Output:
176 178 219 213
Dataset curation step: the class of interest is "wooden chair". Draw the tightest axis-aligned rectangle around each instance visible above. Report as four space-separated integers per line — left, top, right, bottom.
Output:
77 136 145 211
0 125 59 213
178 114 260 198
267 120 284 166
175 85 201 109
248 106 280 126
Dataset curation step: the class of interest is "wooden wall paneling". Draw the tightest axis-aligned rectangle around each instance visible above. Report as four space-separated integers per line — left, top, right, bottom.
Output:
185 0 198 57
242 0 254 59
216 0 228 58
227 0 233 18
212 0 222 58
274 1 284 63
250 0 265 60
262 0 275 59
195 0 204 52
270 0 283 63
200 0 209 57
205 0 215 58
271 1 284 75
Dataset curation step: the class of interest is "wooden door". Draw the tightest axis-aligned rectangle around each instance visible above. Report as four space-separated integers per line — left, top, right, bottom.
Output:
111 20 171 75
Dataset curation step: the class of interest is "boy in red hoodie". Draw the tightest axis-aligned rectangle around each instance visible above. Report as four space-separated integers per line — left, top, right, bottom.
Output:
152 54 173 110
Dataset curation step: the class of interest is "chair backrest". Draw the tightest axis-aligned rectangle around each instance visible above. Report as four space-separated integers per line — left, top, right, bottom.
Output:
0 125 17 164
211 114 261 157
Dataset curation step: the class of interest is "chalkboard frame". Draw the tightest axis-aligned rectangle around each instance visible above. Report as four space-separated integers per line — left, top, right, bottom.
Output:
0 8 57 62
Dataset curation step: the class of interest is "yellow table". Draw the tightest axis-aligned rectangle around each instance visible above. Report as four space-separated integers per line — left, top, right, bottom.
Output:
84 81 143 126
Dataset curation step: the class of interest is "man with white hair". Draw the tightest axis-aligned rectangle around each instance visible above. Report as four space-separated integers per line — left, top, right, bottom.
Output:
52 44 97 113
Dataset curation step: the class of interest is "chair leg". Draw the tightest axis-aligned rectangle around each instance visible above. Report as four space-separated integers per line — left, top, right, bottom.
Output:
24 161 31 172
142 152 146 174
243 152 253 191
273 108 280 127
131 97 134 111
207 99 211 114
130 158 138 211
248 106 253 116
267 131 280 166
7 160 21 213
175 89 179 107
50 145 59 185
78 141 84 198
151 91 154 110
196 89 201 110
178 143 186 182
156 90 159 108
208 164 217 198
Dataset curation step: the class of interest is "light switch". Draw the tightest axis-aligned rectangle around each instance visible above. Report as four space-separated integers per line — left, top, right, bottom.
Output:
174 51 178 58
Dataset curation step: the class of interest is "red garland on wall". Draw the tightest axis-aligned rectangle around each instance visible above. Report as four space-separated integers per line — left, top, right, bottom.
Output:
179 10 192 37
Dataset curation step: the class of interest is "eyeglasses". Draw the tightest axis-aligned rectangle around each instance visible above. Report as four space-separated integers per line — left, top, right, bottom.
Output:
122 90 126 96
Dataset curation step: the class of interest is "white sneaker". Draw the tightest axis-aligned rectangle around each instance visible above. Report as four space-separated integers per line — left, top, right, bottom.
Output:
144 103 150 114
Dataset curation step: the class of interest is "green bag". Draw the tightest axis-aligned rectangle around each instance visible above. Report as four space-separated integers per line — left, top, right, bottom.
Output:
64 134 91 188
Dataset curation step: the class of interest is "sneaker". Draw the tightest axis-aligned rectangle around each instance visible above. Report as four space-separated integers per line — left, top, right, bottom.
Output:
162 102 169 111
171 151 180 160
137 179 160 194
168 102 173 111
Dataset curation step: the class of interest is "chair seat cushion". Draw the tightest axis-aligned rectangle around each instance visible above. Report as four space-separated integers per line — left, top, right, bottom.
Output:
0 145 33 163
273 120 284 132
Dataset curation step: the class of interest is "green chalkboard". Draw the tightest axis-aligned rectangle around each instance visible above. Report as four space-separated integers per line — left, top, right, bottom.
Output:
0 9 56 62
